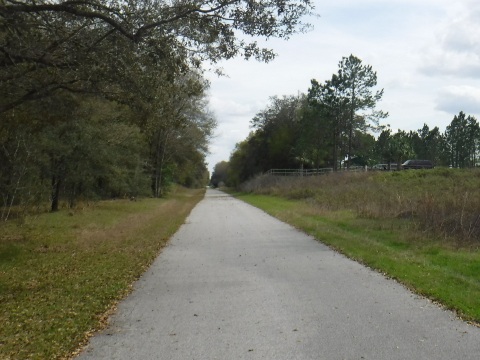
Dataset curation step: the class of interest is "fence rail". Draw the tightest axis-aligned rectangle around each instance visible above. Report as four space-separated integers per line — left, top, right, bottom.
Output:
266 166 367 176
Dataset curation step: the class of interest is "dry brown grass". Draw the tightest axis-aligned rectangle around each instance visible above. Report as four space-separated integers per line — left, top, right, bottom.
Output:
241 168 480 244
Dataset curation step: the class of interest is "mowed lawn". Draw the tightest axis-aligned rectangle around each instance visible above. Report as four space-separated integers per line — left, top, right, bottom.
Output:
0 187 204 360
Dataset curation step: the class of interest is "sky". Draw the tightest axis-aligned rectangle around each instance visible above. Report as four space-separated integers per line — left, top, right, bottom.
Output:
204 0 480 174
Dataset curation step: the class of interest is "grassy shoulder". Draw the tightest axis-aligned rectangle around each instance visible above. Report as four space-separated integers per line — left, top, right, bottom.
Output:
0 187 204 360
235 190 480 325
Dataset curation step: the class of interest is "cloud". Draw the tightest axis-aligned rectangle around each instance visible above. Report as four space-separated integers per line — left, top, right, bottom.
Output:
442 2 480 52
420 1 480 78
421 57 480 78
209 96 259 120
435 85 480 116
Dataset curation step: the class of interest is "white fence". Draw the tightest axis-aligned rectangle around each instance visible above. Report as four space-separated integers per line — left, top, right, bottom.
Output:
265 166 366 176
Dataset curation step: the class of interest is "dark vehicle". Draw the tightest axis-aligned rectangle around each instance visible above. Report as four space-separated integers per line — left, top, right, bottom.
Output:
401 159 434 169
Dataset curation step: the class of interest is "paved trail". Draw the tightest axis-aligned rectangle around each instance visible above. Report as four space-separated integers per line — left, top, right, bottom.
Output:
77 189 480 359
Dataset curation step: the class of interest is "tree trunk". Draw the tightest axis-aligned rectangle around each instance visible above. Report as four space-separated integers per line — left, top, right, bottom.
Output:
347 88 355 170
347 121 353 169
51 175 61 212
151 130 170 198
333 129 338 171
332 116 341 172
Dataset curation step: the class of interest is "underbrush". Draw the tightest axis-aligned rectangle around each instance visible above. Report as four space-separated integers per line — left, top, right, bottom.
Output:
241 168 480 244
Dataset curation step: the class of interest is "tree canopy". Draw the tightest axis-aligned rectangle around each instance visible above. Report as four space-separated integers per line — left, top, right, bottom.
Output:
1 0 315 216
1 0 314 113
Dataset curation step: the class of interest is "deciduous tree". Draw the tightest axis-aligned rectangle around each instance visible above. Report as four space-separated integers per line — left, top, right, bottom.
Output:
1 0 314 113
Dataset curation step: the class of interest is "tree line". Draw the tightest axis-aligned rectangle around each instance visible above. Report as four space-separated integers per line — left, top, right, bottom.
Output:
211 55 480 187
1 0 313 218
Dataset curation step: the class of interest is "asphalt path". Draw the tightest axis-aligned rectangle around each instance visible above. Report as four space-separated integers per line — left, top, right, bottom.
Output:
77 189 480 359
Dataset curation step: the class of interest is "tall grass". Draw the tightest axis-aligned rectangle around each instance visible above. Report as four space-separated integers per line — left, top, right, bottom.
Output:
241 168 480 244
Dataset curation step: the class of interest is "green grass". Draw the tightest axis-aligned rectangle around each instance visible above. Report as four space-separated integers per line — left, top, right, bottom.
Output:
236 193 480 325
0 187 204 360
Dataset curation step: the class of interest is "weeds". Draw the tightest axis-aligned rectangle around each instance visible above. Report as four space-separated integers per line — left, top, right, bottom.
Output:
241 168 480 244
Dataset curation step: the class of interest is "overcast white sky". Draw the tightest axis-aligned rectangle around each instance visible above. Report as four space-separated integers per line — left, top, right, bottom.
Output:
204 0 480 173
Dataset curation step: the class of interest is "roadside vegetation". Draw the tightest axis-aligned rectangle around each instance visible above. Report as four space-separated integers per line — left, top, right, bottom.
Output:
235 168 480 324
0 187 204 360
2 0 313 216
